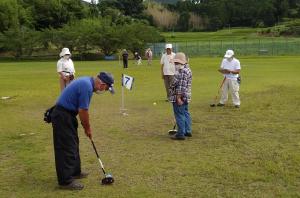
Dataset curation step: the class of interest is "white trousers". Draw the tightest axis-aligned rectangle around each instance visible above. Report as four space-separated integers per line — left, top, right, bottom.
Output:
219 78 240 105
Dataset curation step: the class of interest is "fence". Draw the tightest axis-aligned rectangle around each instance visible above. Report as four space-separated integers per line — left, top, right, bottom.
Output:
148 38 300 57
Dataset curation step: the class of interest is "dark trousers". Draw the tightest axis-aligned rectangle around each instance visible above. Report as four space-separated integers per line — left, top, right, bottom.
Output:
51 106 80 185
123 59 128 68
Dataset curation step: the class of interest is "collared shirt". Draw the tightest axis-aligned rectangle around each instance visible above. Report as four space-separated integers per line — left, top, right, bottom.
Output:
220 58 241 80
169 64 192 103
57 58 75 76
160 52 176 75
56 77 94 111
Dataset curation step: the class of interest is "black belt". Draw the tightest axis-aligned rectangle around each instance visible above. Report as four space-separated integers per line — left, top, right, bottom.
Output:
56 105 78 116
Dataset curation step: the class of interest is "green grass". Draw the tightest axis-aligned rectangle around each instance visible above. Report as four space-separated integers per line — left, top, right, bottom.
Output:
162 27 300 42
0 57 300 197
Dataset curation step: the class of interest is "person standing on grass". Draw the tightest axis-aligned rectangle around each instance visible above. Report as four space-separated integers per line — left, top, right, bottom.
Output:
161 43 176 101
145 48 153 66
217 49 241 108
134 52 142 65
57 48 75 92
169 52 192 140
51 72 115 190
122 49 129 69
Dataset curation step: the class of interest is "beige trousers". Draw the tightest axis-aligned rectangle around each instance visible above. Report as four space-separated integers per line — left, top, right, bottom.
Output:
163 75 174 99
59 77 72 92
219 78 240 105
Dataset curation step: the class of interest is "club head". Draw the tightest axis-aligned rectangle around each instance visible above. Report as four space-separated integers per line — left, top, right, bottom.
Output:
168 129 177 135
210 104 216 107
101 174 114 185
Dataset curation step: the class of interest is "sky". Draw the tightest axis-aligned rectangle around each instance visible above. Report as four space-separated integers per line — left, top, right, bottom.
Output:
82 0 99 4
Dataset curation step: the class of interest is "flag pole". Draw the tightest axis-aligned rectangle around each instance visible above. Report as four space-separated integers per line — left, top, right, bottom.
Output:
120 74 128 116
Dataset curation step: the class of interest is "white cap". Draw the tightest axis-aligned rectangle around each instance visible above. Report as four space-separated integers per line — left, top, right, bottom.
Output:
165 43 172 49
224 49 234 58
59 48 71 57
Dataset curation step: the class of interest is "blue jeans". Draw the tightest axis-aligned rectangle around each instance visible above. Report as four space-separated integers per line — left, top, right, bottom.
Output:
172 102 191 137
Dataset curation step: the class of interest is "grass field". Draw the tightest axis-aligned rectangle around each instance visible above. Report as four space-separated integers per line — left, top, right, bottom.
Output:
162 28 300 42
157 29 300 57
0 56 300 197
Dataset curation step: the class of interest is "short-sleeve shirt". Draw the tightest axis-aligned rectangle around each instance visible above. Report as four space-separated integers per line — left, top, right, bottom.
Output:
56 77 94 111
220 58 241 80
160 52 176 75
57 58 75 76
146 50 152 58
122 52 128 60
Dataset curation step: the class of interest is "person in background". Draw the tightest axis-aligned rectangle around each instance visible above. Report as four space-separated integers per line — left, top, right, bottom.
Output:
57 48 75 92
145 48 153 66
122 49 129 69
217 49 241 108
160 43 176 101
51 71 115 190
134 52 142 65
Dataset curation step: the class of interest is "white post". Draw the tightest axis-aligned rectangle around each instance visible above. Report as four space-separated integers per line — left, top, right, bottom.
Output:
120 74 128 116
121 85 124 110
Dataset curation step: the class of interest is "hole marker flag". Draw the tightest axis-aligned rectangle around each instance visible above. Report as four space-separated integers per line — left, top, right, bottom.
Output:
122 74 134 90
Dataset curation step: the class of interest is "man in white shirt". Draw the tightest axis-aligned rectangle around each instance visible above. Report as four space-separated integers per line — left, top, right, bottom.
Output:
161 44 176 101
217 49 241 108
57 48 76 92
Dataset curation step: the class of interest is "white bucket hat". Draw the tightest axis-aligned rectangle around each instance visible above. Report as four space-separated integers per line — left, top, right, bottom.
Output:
59 48 71 57
171 52 187 65
165 43 172 49
224 49 234 58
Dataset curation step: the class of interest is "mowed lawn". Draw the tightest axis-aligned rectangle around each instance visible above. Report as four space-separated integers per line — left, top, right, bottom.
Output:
162 28 300 42
0 56 299 197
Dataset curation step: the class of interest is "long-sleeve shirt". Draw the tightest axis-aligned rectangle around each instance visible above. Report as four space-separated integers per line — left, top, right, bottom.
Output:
169 64 192 103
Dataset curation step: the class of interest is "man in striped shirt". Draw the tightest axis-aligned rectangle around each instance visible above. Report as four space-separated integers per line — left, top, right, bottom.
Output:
169 52 192 140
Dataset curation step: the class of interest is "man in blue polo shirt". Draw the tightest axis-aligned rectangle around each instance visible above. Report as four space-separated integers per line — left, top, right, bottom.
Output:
51 71 115 190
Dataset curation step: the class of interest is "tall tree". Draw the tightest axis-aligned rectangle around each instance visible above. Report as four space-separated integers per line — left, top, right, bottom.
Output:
99 0 145 18
28 0 88 30
0 0 33 33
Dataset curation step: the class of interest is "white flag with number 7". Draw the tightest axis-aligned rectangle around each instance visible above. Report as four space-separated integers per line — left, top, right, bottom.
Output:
122 74 134 90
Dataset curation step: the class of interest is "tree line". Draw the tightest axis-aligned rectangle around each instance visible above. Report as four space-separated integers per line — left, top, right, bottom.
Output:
0 0 163 59
1 0 300 59
161 0 300 31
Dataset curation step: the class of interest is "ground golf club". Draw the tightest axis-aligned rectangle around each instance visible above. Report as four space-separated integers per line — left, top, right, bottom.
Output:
210 77 226 107
168 123 177 135
90 138 114 185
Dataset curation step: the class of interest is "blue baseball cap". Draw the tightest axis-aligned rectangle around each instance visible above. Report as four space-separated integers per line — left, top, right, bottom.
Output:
97 72 115 94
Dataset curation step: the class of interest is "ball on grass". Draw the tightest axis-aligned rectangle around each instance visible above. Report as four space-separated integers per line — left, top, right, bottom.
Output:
153 102 157 106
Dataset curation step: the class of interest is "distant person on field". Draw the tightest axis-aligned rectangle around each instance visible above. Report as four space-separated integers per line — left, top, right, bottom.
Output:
217 49 241 108
122 49 129 69
134 52 142 65
51 71 115 190
57 48 75 92
161 43 176 101
145 48 153 66
169 52 192 140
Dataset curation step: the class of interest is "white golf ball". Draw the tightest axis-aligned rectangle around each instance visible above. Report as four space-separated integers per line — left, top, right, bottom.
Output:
153 102 157 106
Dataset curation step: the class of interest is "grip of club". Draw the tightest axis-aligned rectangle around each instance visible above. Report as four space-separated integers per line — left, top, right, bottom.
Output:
91 139 100 158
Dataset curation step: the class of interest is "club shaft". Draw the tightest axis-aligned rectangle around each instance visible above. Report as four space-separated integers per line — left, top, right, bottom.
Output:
91 140 106 174
213 77 226 104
